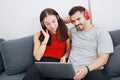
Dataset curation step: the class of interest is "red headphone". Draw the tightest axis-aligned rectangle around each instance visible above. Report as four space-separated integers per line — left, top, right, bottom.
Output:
80 6 91 20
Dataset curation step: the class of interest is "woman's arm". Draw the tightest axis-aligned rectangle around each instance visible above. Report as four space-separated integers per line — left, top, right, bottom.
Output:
33 28 49 61
60 30 71 62
33 32 47 61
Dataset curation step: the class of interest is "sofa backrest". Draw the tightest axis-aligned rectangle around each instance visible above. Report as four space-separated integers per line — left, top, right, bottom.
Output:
104 29 120 78
0 35 34 75
109 29 120 47
0 39 5 74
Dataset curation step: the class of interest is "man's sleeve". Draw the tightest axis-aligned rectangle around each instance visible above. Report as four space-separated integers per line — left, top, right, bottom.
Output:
97 30 114 54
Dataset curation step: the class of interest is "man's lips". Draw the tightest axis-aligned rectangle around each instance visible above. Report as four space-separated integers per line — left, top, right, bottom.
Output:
76 24 82 28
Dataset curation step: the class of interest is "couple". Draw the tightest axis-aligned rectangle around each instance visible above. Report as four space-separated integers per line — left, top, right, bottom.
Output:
23 6 113 80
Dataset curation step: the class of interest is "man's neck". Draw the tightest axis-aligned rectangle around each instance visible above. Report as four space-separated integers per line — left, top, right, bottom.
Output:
83 23 94 31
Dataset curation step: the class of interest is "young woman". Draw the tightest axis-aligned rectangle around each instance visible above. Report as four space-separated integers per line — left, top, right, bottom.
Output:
23 8 71 80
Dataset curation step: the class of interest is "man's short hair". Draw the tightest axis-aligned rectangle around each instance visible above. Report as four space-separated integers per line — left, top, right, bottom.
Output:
69 6 85 16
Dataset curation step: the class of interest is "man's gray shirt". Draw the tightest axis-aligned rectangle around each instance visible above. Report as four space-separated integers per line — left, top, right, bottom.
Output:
68 26 114 69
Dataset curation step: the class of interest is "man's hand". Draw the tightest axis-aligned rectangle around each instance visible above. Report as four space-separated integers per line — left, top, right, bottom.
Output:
63 16 71 24
74 67 88 80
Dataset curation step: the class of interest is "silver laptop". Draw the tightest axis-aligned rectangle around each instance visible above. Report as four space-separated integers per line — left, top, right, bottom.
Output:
35 62 75 79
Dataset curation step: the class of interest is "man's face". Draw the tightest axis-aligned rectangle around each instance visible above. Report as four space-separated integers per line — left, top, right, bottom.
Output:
70 11 87 31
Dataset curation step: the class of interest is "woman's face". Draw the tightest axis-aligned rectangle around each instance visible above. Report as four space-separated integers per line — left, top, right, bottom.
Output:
43 15 58 33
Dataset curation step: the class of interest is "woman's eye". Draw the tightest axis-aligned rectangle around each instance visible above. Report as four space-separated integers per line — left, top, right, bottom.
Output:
52 20 56 23
45 23 50 26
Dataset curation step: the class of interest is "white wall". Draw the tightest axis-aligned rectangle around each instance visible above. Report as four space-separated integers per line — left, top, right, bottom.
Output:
0 0 88 40
90 0 120 31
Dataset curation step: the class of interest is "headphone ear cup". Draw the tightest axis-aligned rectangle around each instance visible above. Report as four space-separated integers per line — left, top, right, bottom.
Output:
57 15 60 20
41 21 44 26
84 10 90 20
40 21 46 30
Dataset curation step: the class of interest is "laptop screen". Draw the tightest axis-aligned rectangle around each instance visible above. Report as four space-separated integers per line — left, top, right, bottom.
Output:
35 62 75 79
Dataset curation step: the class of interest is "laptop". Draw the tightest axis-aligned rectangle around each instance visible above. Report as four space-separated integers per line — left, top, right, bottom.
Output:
35 62 75 79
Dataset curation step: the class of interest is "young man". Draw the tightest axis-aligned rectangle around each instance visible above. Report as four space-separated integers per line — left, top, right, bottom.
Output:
66 6 113 80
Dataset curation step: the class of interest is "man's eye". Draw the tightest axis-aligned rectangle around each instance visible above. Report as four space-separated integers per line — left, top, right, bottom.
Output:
71 21 75 23
77 18 80 20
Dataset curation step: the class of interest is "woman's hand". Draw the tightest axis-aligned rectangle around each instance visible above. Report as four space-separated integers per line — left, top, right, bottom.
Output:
41 27 50 44
60 56 67 63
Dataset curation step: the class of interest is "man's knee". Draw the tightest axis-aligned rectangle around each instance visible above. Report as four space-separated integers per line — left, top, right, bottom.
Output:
84 70 110 80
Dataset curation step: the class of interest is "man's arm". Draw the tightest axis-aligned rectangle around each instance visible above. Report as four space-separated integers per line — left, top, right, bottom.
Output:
88 53 110 71
74 53 110 80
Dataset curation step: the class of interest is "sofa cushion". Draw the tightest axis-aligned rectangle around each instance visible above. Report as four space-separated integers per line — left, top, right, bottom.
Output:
104 44 120 77
109 29 120 47
111 77 120 80
0 72 25 80
1 35 34 75
0 39 4 74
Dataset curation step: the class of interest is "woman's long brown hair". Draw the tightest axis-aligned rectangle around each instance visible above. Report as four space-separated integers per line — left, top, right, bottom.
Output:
39 8 69 45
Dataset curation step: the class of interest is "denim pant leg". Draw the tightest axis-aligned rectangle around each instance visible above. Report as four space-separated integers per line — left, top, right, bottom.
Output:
82 70 110 80
23 64 41 80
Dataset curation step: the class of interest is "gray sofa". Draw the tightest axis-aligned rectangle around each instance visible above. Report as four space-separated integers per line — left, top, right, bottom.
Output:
0 29 120 80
